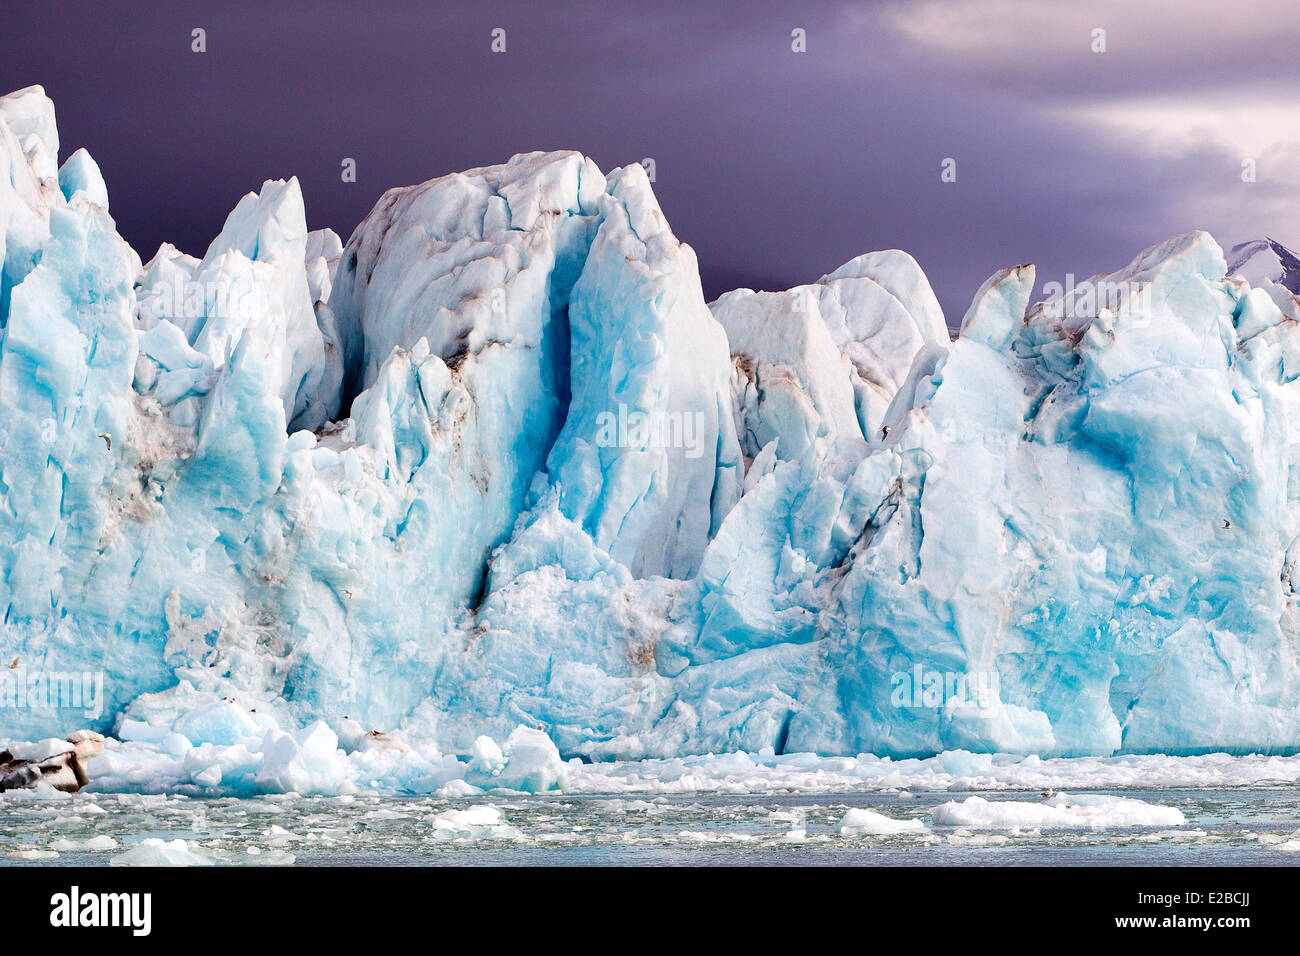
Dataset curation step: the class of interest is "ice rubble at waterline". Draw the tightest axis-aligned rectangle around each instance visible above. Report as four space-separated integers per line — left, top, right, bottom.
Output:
4 83 1300 796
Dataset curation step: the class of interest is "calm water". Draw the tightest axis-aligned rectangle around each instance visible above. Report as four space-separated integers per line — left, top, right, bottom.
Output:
2 788 1299 865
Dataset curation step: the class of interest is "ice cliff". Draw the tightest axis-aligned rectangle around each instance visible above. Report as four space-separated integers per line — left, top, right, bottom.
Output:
4 85 1300 771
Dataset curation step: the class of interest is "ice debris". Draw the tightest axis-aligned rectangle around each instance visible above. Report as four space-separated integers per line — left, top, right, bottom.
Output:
930 793 1186 829
838 807 927 835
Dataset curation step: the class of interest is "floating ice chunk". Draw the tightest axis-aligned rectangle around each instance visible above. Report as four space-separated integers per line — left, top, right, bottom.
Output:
930 793 1186 829
243 847 296 865
838 807 927 835
427 805 522 840
254 721 349 796
50 835 118 851
6 848 59 859
7 738 73 761
1257 830 1300 852
492 726 568 793
468 735 505 775
436 779 484 798
110 838 213 866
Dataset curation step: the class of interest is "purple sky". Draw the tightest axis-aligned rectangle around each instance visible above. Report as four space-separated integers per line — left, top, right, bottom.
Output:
6 0 1299 322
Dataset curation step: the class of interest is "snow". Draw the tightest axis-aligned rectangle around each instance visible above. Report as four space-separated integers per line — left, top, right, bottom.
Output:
4 86 1300 775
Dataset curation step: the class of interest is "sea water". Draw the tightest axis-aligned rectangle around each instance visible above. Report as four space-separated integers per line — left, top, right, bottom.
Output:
3 784 1299 866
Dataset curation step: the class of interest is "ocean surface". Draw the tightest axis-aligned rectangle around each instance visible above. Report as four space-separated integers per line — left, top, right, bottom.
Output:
3 786 1299 866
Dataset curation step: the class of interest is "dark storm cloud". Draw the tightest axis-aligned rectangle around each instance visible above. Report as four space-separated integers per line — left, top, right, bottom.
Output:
4 0 1298 323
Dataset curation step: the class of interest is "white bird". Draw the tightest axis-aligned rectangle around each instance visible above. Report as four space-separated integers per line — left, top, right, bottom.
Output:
97 432 112 451
1039 788 1055 799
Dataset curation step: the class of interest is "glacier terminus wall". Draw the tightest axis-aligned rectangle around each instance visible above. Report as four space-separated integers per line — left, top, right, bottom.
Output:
4 85 1300 767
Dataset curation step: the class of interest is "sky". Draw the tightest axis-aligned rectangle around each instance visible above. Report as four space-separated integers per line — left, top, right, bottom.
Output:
5 0 1299 323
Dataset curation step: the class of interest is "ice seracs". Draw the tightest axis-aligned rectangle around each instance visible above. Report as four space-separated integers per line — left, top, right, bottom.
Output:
715 249 949 458
4 85 1300 778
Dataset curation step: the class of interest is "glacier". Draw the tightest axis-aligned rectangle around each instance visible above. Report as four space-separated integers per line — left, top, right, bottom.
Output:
4 84 1300 792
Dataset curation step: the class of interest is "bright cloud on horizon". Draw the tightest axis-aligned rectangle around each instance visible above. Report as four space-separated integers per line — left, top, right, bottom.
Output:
855 0 1300 261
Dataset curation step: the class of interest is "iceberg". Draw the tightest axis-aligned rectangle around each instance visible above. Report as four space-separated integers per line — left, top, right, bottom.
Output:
3 84 1300 786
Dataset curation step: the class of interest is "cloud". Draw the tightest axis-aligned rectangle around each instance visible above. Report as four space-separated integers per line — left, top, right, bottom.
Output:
1064 97 1300 162
870 0 1300 95
6 0 1299 324
846 0 1300 276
